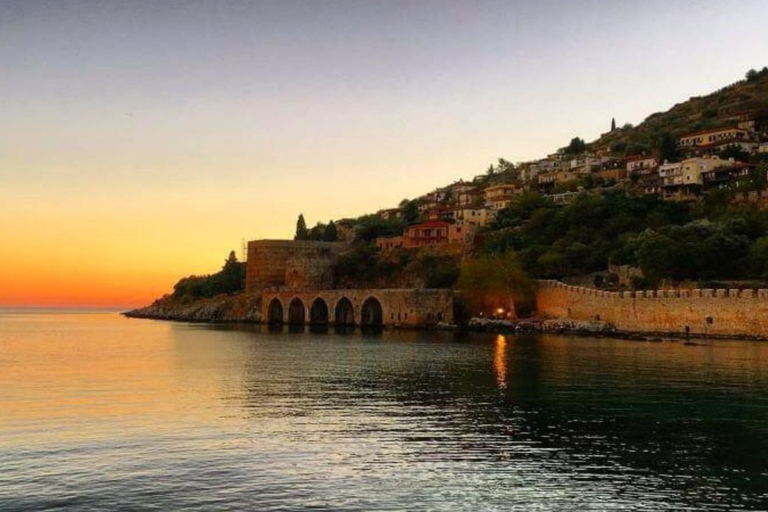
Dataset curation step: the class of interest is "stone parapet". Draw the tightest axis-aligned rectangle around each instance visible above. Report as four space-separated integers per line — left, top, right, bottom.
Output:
536 280 768 337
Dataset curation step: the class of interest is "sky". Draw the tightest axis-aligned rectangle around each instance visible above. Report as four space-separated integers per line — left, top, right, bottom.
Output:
1 0 766 307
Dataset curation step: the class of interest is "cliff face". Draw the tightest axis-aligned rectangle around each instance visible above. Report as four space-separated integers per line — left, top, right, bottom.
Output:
125 293 261 323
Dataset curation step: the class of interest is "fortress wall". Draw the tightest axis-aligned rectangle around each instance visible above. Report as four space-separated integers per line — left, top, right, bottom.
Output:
246 240 344 293
536 280 768 336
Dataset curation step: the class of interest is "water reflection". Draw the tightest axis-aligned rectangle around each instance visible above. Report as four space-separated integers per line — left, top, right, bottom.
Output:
2 313 768 511
493 334 508 391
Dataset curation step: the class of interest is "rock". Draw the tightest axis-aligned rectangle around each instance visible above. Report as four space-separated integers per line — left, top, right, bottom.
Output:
515 321 538 332
541 319 576 331
467 317 517 331
124 293 262 323
541 318 616 333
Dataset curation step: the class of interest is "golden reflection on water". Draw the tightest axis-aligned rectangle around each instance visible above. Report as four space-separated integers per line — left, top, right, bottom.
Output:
493 334 508 391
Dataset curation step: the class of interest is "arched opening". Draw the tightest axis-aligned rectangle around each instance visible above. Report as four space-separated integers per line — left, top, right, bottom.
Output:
361 297 383 327
267 298 284 324
334 297 355 326
288 298 305 325
309 298 329 325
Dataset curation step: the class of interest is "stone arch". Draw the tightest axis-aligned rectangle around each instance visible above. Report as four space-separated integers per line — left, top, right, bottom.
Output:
267 298 284 324
361 296 383 327
288 297 306 325
309 297 329 325
334 297 355 326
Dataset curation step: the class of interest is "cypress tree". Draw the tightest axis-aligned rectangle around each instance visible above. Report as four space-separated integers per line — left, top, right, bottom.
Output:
295 214 309 240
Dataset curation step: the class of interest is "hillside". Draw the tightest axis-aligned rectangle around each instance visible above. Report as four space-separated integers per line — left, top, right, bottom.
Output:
592 68 768 156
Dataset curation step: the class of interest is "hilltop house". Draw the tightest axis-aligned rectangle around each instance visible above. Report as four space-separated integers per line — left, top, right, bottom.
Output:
678 127 751 149
376 208 402 220
402 220 450 248
401 220 474 251
457 187 482 206
661 155 732 199
375 235 403 251
702 163 754 190
484 184 522 210
626 156 658 174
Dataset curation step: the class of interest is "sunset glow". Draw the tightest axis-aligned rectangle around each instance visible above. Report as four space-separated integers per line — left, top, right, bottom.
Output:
2 0 767 307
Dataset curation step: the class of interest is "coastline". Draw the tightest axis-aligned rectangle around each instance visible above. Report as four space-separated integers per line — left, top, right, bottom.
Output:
124 294 768 341
124 293 261 323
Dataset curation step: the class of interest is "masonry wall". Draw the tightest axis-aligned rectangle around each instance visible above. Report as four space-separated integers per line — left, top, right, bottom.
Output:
246 240 344 293
536 280 768 337
262 289 454 327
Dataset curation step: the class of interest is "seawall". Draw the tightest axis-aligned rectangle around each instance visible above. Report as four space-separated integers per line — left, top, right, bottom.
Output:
536 280 768 338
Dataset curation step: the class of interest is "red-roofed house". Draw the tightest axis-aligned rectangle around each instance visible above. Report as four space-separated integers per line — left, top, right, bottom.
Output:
403 221 451 248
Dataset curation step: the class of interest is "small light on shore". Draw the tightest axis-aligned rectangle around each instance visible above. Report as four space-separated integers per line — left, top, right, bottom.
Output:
496 308 504 316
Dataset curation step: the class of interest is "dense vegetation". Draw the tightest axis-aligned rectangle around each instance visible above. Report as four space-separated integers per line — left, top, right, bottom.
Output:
294 214 340 241
484 189 768 287
333 245 459 289
172 251 245 301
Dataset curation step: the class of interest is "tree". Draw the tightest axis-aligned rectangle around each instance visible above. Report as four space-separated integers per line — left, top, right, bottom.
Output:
308 222 326 241
746 68 758 82
611 117 616 132
172 250 245 300
400 199 421 223
743 162 768 192
295 214 309 240
497 158 515 174
564 137 587 155
653 132 678 163
324 220 338 241
219 250 245 294
456 252 536 317
719 144 750 162
486 164 496 176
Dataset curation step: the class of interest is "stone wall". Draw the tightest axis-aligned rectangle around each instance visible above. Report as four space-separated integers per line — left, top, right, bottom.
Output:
536 280 768 337
262 289 454 328
246 240 345 293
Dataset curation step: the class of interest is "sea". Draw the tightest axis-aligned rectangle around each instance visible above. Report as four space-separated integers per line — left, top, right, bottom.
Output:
1 310 767 511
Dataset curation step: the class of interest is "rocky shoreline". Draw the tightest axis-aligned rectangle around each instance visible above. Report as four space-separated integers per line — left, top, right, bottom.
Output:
124 293 261 323
466 316 768 341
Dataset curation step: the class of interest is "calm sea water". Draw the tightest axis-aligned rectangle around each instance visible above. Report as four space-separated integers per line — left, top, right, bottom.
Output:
1 311 768 511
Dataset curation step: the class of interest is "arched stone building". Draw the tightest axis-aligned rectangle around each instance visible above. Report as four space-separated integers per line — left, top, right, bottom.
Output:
248 238 454 328
262 289 453 328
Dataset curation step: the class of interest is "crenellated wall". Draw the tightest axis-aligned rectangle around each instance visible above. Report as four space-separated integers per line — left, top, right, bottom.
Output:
536 280 768 337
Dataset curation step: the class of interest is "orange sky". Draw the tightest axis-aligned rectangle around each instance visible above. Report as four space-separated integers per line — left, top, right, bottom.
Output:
2 1 766 307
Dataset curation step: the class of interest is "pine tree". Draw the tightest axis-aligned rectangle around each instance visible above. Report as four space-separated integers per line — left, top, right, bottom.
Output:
611 117 616 132
295 214 309 240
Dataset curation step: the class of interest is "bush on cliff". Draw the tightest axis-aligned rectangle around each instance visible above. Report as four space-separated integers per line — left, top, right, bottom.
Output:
172 251 245 300
333 245 460 289
480 191 768 284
